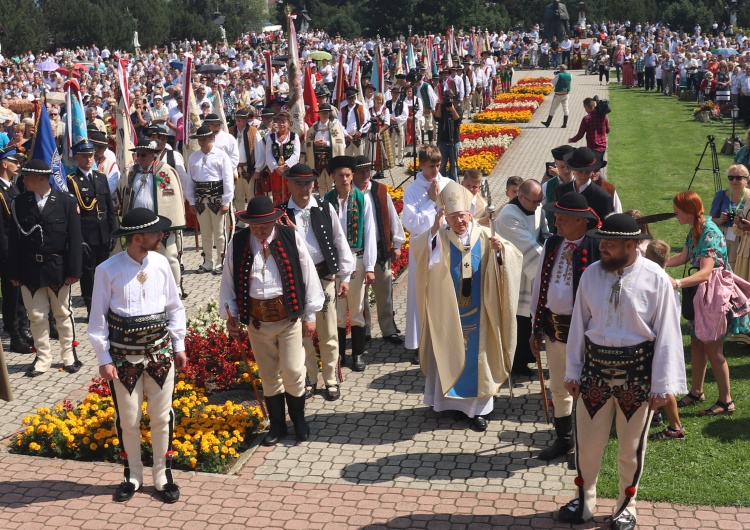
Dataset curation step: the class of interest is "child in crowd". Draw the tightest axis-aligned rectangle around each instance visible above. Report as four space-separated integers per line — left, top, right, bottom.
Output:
644 239 686 440
504 175 523 203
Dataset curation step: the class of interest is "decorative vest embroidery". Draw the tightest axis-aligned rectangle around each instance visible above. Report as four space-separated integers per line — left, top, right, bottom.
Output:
233 225 306 325
324 187 365 249
370 181 393 265
270 132 296 162
532 235 599 337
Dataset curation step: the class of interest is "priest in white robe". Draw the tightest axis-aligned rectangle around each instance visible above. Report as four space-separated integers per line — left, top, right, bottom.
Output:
412 180 523 431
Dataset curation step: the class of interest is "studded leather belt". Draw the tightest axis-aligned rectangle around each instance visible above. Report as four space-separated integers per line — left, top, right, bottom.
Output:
543 308 571 343
249 295 289 323
584 337 655 381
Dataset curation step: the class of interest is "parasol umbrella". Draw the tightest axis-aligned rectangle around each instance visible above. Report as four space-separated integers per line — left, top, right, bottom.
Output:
197 63 225 75
271 59 286 67
714 47 739 56
308 51 332 61
55 67 70 76
169 60 184 71
36 60 60 72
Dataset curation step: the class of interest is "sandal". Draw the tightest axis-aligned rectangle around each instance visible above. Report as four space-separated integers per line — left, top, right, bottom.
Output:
699 400 735 416
649 426 685 441
677 391 705 408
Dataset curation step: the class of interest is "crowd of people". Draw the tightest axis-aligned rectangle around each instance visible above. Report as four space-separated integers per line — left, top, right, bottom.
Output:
0 16 747 529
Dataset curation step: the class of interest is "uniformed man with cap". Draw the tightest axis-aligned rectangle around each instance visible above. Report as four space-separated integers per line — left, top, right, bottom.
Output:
122 140 187 298
185 125 235 274
8 160 83 377
278 163 355 401
304 103 346 195
323 155 377 371
88 207 186 504
353 155 406 346
0 147 32 353
220 195 325 446
67 139 119 319
338 87 371 157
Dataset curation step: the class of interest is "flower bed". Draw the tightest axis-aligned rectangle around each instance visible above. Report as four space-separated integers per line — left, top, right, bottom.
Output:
10 380 263 473
10 302 265 474
516 77 553 86
492 94 545 105
509 85 553 96
387 185 410 277
473 109 534 123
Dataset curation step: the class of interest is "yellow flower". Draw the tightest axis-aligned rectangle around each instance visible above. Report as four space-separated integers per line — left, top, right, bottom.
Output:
90 443 98 450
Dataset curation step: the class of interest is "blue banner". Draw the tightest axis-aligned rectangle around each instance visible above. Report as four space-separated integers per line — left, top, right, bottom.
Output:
31 103 67 192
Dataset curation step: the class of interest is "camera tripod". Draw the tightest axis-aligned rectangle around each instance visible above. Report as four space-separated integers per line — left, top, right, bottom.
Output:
688 135 721 193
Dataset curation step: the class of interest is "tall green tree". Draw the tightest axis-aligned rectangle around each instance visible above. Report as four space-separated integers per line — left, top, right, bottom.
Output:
0 0 48 55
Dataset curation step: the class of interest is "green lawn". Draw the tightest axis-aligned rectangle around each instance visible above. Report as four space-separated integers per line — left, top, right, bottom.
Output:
595 85 750 507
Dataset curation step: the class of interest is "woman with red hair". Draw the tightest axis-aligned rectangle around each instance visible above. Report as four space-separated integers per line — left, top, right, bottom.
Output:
666 190 735 416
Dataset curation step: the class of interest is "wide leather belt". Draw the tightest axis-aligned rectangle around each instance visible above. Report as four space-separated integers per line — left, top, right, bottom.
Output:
249 295 288 323
31 253 61 263
315 260 332 279
108 310 170 359
543 308 571 343
584 337 655 381
194 181 224 197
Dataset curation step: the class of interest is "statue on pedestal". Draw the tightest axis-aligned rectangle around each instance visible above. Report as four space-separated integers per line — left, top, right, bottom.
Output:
543 0 571 42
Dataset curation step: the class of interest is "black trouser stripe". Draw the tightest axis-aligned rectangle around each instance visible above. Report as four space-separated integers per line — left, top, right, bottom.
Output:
612 406 653 519
66 288 79 363
165 409 175 485
108 380 130 481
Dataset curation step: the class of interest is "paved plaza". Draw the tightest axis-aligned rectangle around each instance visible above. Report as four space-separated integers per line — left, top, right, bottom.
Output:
2 71 749 528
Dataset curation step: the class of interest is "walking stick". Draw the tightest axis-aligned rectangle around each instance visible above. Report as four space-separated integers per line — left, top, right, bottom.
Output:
537 350 551 424
486 205 513 403
225 304 267 419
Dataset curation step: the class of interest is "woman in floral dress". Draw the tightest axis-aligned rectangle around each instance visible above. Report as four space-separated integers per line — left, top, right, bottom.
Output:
666 191 738 417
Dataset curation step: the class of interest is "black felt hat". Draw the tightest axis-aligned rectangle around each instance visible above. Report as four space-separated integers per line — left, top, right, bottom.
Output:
20 159 52 175
236 196 284 224
550 144 574 161
190 125 214 139
202 113 222 124
354 155 372 170
112 207 171 236
89 131 109 146
328 155 356 173
283 163 319 182
564 147 607 171
129 140 160 153
586 213 652 240
542 192 600 222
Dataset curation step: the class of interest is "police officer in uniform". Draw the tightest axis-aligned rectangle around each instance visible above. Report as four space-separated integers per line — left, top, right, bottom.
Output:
8 160 83 377
67 140 119 319
0 147 32 352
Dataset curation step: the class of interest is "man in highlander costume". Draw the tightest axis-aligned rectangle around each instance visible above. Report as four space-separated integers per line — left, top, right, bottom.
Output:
558 214 686 530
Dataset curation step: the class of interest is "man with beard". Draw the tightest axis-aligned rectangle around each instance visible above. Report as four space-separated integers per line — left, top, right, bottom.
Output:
559 214 686 530
88 208 187 504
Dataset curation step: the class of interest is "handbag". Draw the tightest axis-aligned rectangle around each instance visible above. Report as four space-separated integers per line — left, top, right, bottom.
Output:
681 266 699 321
255 168 271 195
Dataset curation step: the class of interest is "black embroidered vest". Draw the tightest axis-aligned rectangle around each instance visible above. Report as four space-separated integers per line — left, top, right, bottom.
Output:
532 234 601 337
270 132 296 163
280 200 340 276
232 225 307 324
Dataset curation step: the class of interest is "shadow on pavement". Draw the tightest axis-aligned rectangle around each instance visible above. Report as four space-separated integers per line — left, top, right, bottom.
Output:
340 451 522 484
359 512 601 529
368 368 423 394
0 480 112 507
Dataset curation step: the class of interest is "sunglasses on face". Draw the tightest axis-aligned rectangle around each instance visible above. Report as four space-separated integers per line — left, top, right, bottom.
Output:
728 175 747 181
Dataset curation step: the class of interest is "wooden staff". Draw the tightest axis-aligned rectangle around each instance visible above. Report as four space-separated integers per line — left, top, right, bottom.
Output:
225 304 267 419
486 205 512 403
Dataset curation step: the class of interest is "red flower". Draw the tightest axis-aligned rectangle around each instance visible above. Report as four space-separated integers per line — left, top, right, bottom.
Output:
160 183 166 188
119 451 128 459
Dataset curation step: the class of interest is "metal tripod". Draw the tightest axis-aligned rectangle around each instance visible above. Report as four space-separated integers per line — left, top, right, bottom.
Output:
687 135 721 193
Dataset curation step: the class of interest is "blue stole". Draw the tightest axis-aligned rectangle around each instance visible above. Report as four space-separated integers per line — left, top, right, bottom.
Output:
446 237 482 398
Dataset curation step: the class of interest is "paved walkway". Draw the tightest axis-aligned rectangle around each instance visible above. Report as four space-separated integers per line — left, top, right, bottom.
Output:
2 70 749 528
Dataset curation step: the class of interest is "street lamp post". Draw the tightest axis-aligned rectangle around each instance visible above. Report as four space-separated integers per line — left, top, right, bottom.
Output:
731 105 740 153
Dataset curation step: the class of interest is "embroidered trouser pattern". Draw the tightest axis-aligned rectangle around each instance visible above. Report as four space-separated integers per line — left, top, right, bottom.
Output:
573 376 652 523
